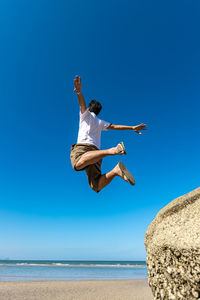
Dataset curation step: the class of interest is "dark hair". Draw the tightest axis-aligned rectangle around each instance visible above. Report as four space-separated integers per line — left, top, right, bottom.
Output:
88 99 102 116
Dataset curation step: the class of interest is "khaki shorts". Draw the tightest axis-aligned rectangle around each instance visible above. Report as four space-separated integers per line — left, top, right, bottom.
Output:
70 143 102 193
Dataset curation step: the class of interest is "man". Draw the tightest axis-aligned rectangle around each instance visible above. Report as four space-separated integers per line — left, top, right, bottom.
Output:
70 75 147 193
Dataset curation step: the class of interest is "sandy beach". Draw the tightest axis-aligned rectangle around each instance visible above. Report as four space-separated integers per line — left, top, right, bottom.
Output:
0 279 153 300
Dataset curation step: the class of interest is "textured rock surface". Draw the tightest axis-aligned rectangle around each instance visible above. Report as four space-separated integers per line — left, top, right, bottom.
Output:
145 187 200 299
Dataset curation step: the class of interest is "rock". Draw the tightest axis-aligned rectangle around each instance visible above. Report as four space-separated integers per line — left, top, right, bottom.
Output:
145 187 200 299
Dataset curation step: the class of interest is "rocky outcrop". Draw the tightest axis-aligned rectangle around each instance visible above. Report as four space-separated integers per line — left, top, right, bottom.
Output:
145 187 200 299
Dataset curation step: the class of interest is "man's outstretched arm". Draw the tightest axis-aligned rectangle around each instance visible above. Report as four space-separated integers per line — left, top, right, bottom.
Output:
107 123 147 135
74 75 86 114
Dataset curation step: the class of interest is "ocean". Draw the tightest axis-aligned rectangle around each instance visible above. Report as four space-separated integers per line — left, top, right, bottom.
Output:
0 260 147 281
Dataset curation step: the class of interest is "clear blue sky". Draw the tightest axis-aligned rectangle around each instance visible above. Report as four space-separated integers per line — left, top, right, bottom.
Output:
0 0 199 260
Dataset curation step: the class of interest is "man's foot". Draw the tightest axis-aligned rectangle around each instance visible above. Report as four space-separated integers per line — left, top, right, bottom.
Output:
115 142 127 155
114 162 135 185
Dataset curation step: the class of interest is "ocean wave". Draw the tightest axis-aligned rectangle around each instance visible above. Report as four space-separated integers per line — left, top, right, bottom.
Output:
52 263 70 266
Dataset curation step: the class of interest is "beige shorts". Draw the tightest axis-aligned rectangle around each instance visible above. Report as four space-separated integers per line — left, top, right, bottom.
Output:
70 143 102 193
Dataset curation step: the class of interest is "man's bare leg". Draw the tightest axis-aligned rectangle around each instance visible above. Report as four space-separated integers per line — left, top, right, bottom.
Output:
75 144 125 170
97 164 130 191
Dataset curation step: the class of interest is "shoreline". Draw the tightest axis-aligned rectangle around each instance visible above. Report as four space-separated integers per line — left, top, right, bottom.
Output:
0 277 148 282
0 278 153 300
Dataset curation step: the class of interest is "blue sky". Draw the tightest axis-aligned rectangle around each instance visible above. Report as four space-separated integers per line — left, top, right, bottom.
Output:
0 0 199 260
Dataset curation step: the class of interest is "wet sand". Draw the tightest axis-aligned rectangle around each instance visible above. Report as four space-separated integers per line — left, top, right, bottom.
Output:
0 279 153 300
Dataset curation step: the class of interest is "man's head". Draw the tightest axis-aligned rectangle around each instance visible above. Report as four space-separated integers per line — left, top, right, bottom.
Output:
88 99 102 116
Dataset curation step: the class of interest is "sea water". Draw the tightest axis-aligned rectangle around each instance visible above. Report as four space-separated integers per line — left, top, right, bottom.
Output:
0 260 147 281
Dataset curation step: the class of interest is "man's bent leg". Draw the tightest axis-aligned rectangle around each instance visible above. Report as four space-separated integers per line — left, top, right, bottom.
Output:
96 164 133 192
75 144 124 171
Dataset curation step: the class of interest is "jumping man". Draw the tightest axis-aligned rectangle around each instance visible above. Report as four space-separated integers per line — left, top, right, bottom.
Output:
70 75 147 193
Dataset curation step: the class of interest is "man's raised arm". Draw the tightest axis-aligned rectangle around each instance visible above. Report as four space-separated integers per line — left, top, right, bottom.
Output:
107 123 147 135
74 75 86 114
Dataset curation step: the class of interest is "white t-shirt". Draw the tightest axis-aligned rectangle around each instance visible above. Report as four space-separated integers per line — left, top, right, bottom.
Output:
77 109 110 149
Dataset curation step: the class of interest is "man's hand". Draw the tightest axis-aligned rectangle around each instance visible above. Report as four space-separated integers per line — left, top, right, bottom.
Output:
132 123 147 134
73 75 86 113
74 75 82 94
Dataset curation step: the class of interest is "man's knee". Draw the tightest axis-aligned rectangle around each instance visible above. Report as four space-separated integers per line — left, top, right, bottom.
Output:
74 163 82 171
91 185 101 193
89 177 101 193
96 178 102 192
75 157 86 170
